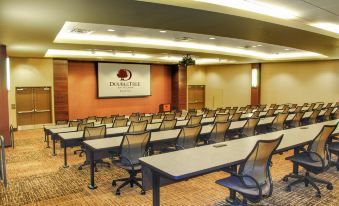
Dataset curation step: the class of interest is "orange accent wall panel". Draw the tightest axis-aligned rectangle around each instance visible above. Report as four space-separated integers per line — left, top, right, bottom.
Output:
53 60 69 121
68 62 172 119
0 45 10 145
171 65 187 110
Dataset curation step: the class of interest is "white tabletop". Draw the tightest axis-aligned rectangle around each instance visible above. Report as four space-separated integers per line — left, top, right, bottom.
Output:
140 120 338 179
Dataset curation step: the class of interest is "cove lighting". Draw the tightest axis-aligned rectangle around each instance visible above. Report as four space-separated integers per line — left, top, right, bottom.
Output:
310 22 339 35
195 0 298 19
251 68 258 87
6 57 10 91
45 49 150 59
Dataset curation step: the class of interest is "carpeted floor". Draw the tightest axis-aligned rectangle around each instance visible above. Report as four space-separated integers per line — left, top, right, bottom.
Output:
0 129 338 205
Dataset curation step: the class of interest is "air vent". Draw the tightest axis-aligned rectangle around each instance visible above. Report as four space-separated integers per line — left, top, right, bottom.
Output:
174 36 194 42
70 28 92 34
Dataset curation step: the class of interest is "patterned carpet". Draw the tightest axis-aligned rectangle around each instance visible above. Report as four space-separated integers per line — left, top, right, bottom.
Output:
0 129 338 205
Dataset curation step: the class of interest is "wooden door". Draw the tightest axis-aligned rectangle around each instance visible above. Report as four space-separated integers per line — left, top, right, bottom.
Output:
16 88 34 125
188 85 205 110
16 87 52 126
34 87 52 124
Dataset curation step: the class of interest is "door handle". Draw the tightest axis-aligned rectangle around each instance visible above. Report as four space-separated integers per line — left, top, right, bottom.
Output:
35 109 51 113
17 110 34 114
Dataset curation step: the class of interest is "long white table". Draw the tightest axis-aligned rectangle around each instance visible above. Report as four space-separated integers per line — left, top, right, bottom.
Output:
140 119 339 206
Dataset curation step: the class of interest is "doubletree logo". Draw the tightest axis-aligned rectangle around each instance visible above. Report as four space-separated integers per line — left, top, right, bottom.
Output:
117 69 132 81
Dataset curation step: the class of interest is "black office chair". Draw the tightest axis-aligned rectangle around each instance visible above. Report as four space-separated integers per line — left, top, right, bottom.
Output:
215 114 229 123
329 135 339 171
216 136 283 205
206 110 216 118
231 112 242 122
78 125 110 171
128 120 148 133
140 115 153 124
129 115 140 123
112 131 151 195
265 109 276 117
74 122 95 156
251 111 261 118
101 117 114 124
207 122 231 144
240 118 259 138
321 107 334 122
270 112 289 132
152 113 162 120
164 113 175 120
283 124 337 197
187 115 203 126
56 120 68 125
288 112 305 128
69 120 81 127
307 109 321 125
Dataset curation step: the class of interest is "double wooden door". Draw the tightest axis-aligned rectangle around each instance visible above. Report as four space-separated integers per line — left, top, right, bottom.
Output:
16 87 52 126
188 85 205 110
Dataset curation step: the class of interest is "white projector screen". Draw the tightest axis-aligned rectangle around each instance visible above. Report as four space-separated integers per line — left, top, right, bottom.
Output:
97 63 151 98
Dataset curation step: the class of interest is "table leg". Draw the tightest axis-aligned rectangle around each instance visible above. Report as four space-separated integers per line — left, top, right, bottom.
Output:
152 171 160 206
88 150 97 189
46 134 50 148
52 135 56 156
44 130 47 142
63 141 69 168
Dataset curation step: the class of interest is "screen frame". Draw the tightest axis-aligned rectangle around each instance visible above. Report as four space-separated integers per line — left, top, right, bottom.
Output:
96 61 152 99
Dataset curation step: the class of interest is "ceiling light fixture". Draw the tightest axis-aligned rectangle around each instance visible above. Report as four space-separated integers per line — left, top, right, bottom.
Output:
209 37 216 40
159 30 167 33
195 0 298 19
310 22 339 35
45 49 150 59
107 29 115 32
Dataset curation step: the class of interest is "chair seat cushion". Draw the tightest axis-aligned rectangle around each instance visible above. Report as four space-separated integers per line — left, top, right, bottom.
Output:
114 161 142 171
216 175 270 197
285 152 323 169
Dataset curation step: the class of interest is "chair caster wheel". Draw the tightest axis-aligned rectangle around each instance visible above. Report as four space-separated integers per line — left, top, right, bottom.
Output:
285 186 291 192
116 190 121 195
282 176 288 182
141 190 146 195
327 184 333 190
78 166 83 170
316 192 321 198
112 180 117 187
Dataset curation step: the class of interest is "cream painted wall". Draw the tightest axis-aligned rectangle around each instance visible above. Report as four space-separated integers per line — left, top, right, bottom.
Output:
8 58 54 127
187 65 206 85
261 60 339 105
205 64 251 108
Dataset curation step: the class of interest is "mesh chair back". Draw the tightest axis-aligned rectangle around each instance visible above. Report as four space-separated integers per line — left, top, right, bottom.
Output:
291 104 297 109
308 125 337 166
215 114 229 123
240 136 282 188
119 131 151 166
335 108 339 119
113 118 128 128
187 115 203 126
239 107 246 112
323 107 334 121
77 122 94 131
325 103 332 109
153 114 162 120
269 104 276 109
206 110 216 118
219 108 227 113
245 108 254 114
128 120 148 133
273 105 280 110
309 109 321 124
231 112 242 121
164 113 175 120
175 111 182 118
129 115 140 123
160 119 177 131
302 103 308 107
111 114 118 119
115 115 125 120
225 107 231 110
271 113 289 131
251 111 261 118
208 122 231 144
259 105 266 112
140 115 153 124
242 118 259 137
96 117 103 122
130 113 139 117
308 103 316 111
101 117 114 124
282 106 290 113
290 112 304 128
87 116 96 121
295 106 303 113
83 125 106 141
335 102 339 107
176 125 202 149
56 120 68 125
315 103 324 110
229 108 237 115
266 109 276 117
69 120 81 128
79 118 87 123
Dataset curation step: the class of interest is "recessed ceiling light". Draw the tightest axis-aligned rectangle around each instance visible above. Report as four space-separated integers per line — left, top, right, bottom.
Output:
209 37 216 40
159 30 167 33
310 22 339 35
284 48 290 51
107 29 115 32
195 0 298 19
252 45 257 48
257 45 262 47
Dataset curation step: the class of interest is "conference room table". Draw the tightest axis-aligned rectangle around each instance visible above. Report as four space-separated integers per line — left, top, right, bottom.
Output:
139 119 339 206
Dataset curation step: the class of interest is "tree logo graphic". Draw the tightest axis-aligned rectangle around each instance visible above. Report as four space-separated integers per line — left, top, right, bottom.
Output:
117 69 132 81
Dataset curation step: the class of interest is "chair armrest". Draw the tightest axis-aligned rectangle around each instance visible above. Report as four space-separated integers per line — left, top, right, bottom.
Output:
305 151 325 168
175 145 185 150
332 136 339 141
